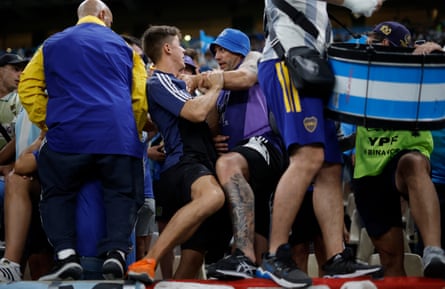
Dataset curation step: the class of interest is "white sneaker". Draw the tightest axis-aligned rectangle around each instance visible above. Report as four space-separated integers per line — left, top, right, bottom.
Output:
0 258 22 282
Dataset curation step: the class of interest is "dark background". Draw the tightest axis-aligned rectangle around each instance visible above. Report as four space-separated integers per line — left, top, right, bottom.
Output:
0 0 443 50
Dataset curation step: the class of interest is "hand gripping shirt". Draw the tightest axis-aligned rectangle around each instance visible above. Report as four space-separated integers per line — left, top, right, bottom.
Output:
354 126 433 179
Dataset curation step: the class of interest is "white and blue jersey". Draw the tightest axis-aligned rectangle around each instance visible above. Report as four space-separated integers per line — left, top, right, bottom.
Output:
262 0 332 61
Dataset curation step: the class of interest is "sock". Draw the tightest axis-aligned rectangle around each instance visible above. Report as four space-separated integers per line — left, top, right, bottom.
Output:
57 248 76 260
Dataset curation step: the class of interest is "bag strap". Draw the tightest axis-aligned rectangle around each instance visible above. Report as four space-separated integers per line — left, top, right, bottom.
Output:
271 0 319 39
270 29 285 59
0 124 11 143
328 12 362 40
269 0 320 59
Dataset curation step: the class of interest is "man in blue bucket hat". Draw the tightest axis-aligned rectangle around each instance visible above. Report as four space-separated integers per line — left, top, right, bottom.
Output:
353 21 445 278
210 28 251 58
203 28 286 280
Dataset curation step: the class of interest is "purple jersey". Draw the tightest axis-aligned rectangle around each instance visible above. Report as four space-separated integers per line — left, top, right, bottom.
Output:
217 84 279 150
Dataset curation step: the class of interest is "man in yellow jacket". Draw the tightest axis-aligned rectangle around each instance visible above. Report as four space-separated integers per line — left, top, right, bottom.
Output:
18 0 148 281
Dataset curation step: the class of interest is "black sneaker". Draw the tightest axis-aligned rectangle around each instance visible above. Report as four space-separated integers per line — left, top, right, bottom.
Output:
256 244 312 288
207 248 257 279
102 250 127 280
322 247 383 278
38 254 83 281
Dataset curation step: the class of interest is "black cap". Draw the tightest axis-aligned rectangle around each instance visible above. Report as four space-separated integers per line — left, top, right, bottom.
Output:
0 53 29 67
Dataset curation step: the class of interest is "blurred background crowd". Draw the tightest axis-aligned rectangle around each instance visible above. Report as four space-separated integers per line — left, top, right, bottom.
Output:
1 0 444 70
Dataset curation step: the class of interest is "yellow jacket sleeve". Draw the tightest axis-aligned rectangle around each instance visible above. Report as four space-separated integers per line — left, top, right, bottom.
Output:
131 51 149 137
18 46 48 131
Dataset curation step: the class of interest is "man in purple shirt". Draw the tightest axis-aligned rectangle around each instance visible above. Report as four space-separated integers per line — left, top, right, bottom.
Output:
202 28 286 279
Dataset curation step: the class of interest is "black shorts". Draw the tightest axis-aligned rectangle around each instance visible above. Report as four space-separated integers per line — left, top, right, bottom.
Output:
153 180 173 223
154 157 215 222
353 150 416 238
231 136 286 238
153 156 232 258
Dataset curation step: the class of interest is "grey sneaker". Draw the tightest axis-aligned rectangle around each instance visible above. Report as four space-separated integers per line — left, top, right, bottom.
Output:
39 254 83 281
207 248 257 279
256 244 312 288
0 258 22 282
322 247 383 278
423 246 445 279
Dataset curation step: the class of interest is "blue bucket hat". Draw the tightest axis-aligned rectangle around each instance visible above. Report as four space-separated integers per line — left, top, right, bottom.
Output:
210 28 250 57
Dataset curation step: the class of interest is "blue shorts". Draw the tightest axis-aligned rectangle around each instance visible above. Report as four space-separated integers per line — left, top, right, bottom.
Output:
258 59 341 164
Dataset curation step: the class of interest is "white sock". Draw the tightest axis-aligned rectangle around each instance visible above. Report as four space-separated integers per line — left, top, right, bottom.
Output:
57 249 76 260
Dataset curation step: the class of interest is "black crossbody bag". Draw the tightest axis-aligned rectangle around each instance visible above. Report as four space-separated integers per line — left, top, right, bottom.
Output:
269 0 335 100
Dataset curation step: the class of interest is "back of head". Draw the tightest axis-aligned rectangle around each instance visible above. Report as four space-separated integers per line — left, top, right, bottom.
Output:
183 55 197 74
184 48 199 63
121 34 142 49
77 0 112 27
141 25 181 64
371 21 412 48
210 28 250 57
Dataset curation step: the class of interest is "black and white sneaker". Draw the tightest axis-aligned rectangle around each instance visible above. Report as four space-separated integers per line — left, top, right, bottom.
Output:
207 248 257 279
322 247 383 278
0 258 22 282
39 254 83 281
256 244 312 288
102 250 127 280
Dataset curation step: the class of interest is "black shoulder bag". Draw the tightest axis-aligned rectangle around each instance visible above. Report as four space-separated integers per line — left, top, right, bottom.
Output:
269 0 335 100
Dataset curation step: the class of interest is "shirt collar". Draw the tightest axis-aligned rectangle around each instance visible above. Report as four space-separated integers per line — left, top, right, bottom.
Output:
77 15 106 27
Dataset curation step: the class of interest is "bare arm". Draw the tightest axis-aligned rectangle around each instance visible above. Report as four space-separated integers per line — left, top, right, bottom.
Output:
0 138 16 165
14 131 45 175
222 51 261 90
413 42 444 55
180 51 261 93
180 71 224 123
